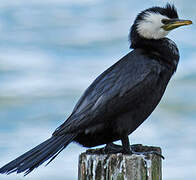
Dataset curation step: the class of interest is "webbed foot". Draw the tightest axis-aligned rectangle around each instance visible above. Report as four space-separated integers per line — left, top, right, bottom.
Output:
86 143 164 159
131 144 165 159
103 143 132 154
103 143 164 159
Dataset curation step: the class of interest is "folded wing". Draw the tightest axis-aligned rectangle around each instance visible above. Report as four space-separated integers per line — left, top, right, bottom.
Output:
53 50 161 136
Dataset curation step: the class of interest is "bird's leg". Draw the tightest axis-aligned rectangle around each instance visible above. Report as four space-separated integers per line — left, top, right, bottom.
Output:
121 135 132 154
103 135 132 154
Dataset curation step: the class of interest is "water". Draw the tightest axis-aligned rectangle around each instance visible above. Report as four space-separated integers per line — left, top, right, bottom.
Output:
0 0 195 179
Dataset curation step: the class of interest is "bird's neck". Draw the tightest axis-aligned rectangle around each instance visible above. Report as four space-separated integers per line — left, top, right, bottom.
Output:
131 38 179 72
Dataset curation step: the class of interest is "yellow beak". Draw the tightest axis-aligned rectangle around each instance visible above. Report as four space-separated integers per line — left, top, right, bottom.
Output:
162 19 192 31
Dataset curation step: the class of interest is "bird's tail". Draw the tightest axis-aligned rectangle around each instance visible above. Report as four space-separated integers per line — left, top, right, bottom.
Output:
0 134 76 175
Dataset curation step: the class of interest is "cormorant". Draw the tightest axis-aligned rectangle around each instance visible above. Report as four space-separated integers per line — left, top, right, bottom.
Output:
0 3 192 175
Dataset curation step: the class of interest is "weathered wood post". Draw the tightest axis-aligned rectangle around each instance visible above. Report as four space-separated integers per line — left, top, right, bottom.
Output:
78 144 162 180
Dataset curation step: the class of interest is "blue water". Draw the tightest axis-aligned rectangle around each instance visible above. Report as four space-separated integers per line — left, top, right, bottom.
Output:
0 0 195 179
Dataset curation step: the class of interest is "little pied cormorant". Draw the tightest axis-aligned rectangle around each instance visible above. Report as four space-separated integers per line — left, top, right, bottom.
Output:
0 3 192 175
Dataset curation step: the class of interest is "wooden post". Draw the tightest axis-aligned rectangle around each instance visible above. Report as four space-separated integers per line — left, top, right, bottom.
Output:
78 144 162 180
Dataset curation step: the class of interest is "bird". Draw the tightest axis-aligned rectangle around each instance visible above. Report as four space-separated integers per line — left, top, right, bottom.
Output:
0 3 192 176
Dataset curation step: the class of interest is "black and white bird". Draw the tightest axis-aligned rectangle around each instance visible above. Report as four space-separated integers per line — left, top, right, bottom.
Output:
0 3 192 175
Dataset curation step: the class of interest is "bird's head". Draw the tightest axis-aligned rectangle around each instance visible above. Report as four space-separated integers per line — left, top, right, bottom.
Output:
130 4 192 48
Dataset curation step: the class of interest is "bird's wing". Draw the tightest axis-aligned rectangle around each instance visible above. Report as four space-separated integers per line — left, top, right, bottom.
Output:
53 51 161 135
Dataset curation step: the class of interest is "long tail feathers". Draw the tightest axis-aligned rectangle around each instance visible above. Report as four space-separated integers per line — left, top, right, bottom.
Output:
0 134 76 175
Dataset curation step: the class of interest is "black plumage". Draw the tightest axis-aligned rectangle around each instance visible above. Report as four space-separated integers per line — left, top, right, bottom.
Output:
56 47 178 146
0 3 192 175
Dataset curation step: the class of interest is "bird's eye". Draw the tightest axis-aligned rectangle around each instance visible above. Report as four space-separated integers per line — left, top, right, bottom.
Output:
161 19 170 24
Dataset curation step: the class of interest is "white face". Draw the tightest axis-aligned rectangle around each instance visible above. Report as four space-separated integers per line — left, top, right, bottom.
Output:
137 12 170 39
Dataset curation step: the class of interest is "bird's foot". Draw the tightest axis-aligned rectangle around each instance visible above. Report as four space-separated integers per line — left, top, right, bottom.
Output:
103 143 132 154
130 144 164 159
103 143 164 159
86 144 164 159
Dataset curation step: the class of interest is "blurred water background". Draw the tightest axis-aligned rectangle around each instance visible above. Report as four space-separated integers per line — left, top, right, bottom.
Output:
0 0 195 179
